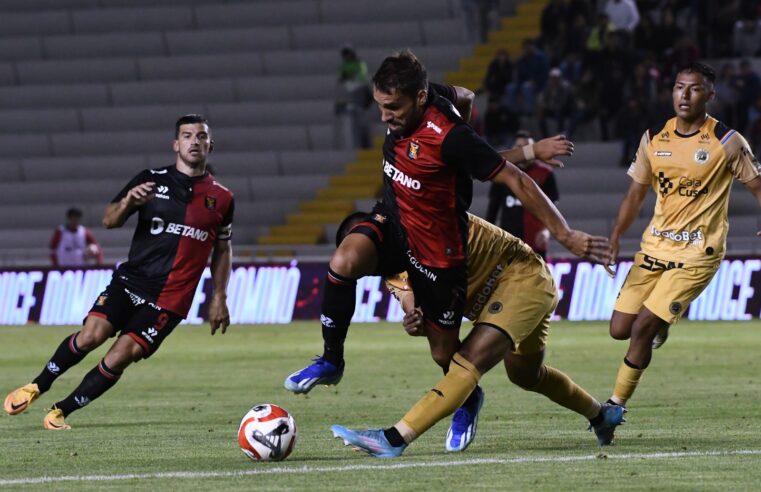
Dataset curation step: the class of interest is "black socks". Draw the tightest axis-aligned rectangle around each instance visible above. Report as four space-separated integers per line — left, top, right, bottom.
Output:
321 268 356 367
32 332 87 393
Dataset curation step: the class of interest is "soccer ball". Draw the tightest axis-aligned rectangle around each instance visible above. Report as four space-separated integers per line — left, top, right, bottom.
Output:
237 404 297 461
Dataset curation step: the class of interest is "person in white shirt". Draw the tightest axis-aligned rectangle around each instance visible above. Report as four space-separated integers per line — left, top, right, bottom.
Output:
49 208 103 267
604 0 640 33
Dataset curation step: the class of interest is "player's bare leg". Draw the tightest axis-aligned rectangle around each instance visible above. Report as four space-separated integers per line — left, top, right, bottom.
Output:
4 316 113 416
44 335 143 430
609 311 637 340
609 307 669 408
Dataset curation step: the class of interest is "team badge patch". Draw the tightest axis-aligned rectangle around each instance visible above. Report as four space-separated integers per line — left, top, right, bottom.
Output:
669 302 682 315
373 213 387 224
96 293 108 306
488 302 503 314
694 148 709 165
205 196 216 210
407 141 420 159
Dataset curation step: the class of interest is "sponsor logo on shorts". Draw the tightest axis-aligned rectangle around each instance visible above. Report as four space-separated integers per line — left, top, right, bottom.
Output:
149 217 209 242
384 161 421 190
654 151 672 156
639 254 684 271
466 263 505 318
142 327 158 344
405 250 437 281
124 288 146 307
650 227 703 245
320 314 335 328
488 302 503 314
669 302 682 315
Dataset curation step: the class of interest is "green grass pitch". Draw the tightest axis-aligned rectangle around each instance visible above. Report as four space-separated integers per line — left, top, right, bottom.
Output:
1 320 760 490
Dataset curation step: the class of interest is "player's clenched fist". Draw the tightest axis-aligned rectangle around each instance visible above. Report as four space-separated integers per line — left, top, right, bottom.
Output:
125 182 156 207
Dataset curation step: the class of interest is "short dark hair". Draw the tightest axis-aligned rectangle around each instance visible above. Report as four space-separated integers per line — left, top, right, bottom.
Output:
678 62 716 85
175 114 210 137
335 211 368 247
66 207 83 219
372 50 428 99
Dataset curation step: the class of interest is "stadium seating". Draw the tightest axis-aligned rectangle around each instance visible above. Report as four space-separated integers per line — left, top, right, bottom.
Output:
0 0 757 265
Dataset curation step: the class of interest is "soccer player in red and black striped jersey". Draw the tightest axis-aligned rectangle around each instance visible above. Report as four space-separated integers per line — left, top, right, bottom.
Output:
4 114 234 430
286 52 610 425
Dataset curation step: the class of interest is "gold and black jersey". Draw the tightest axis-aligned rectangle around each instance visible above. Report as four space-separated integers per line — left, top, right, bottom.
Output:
386 213 536 319
628 116 760 265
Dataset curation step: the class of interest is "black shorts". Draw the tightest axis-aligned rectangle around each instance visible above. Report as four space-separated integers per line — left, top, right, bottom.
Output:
86 279 182 358
350 203 466 332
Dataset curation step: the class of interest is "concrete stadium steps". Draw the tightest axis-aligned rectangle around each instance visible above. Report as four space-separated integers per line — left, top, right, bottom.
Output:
446 0 542 88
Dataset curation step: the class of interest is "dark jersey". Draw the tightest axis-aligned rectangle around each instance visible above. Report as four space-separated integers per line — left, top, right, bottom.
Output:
111 165 234 317
381 83 505 268
486 161 558 254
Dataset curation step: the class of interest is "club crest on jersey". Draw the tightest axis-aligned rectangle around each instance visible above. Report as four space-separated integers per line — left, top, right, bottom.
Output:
205 196 216 210
407 141 420 159
96 293 108 306
373 213 387 224
694 148 709 165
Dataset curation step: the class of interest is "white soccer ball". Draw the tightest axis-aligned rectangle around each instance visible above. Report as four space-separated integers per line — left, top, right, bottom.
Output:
237 404 297 461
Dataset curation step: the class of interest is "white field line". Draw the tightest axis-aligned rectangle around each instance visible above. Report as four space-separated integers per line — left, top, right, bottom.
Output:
2 449 761 486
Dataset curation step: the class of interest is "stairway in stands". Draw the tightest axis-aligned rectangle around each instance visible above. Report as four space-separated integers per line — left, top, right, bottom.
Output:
258 0 545 247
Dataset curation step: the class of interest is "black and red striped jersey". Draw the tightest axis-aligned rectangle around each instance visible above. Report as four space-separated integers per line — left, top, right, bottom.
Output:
382 84 505 268
111 165 234 317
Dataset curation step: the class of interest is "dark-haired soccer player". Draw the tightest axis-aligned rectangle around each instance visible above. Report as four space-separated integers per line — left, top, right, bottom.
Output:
603 62 761 430
328 211 623 456
286 50 610 451
4 114 234 429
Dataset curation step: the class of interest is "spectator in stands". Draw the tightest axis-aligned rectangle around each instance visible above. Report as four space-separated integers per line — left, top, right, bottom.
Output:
483 94 520 146
538 68 574 137
565 13 591 57
604 0 640 33
50 208 102 267
655 9 684 56
486 131 559 258
748 95 761 158
567 67 600 139
482 49 513 97
506 39 550 115
540 0 567 47
335 45 371 149
633 13 660 55
713 62 739 127
584 13 615 71
461 0 499 43
732 19 761 57
735 60 761 132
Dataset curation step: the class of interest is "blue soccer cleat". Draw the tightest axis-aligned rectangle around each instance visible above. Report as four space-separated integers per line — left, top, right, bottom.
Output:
590 403 626 446
445 385 485 452
331 425 407 458
284 357 343 394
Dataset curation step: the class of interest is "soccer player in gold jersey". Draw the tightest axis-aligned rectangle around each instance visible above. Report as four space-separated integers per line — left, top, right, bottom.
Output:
329 212 623 457
605 62 761 423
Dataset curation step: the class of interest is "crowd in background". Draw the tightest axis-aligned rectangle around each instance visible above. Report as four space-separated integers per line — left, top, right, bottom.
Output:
479 0 761 163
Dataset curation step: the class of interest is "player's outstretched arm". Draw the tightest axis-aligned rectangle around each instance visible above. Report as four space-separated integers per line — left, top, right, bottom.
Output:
209 239 231 335
499 135 574 167
102 182 155 229
609 180 649 264
491 163 611 265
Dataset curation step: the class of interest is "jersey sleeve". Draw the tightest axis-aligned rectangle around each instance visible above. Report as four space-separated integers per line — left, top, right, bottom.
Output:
724 132 761 183
626 131 652 185
441 124 505 181
217 196 234 240
428 82 457 105
111 170 152 204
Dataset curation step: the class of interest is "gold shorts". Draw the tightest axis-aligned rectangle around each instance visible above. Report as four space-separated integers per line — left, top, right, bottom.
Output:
614 252 720 324
472 255 558 355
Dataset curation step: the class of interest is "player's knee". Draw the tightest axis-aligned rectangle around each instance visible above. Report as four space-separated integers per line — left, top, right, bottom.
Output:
430 346 456 369
507 367 540 390
77 326 110 350
329 249 363 278
609 321 630 340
